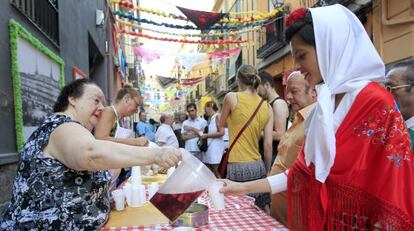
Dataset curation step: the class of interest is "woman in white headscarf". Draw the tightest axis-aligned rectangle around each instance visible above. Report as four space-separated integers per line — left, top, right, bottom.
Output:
220 4 414 230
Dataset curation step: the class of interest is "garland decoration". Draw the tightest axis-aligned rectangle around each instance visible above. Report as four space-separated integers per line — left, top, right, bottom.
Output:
119 28 249 45
112 0 282 24
116 19 263 38
113 11 267 30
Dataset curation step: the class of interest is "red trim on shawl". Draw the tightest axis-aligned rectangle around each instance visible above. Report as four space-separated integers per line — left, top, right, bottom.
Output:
288 82 414 230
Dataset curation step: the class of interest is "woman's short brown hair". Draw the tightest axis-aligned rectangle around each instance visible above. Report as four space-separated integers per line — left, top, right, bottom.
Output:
115 86 140 103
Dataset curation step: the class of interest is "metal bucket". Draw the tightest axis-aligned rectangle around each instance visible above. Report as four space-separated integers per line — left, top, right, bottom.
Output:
171 203 209 228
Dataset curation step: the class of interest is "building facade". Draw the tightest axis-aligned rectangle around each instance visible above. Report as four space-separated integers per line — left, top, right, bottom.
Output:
257 0 414 96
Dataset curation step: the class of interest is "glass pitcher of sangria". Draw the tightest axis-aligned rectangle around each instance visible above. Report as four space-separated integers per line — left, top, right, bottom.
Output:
150 149 216 221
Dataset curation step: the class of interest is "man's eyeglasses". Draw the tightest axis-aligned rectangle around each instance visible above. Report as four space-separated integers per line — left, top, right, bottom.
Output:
133 98 141 106
385 84 411 92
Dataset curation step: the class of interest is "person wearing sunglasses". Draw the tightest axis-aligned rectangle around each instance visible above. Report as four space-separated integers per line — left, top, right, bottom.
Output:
94 86 149 190
385 59 414 149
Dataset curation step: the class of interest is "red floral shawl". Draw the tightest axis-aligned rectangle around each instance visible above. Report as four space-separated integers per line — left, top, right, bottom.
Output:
288 82 414 230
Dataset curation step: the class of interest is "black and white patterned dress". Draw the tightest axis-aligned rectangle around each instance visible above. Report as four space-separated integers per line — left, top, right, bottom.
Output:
0 115 111 230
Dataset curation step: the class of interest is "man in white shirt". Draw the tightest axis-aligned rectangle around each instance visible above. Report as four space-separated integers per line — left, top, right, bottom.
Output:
385 59 414 150
155 114 179 149
181 103 207 161
172 111 187 148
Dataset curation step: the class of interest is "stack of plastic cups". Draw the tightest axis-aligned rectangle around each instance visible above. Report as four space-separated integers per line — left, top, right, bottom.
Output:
131 166 142 185
130 166 143 207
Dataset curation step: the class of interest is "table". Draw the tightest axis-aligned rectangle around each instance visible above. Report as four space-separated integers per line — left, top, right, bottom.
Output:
102 175 288 230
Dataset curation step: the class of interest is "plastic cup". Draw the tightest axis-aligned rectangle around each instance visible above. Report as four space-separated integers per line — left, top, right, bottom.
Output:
123 183 132 206
131 166 141 177
131 176 142 187
130 186 140 207
208 181 225 210
111 189 125 211
138 184 146 204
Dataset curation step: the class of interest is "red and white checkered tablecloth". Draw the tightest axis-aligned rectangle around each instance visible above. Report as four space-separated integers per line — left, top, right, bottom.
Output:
197 193 256 211
102 191 288 231
103 207 287 231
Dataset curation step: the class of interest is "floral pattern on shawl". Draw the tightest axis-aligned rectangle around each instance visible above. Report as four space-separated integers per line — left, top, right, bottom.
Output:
354 104 411 168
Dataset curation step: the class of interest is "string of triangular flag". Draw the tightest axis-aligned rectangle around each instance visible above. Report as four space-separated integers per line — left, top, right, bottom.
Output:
133 46 241 71
116 19 264 38
112 0 282 25
119 28 249 45
113 11 269 30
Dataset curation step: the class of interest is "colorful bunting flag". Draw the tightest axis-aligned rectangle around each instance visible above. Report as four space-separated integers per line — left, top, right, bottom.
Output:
176 6 228 31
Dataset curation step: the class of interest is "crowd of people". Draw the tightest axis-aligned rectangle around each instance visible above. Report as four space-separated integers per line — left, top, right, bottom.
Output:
1 3 414 230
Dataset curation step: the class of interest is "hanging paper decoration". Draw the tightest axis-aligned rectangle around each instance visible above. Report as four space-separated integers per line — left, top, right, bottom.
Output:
177 53 209 71
180 77 204 86
112 25 118 53
176 6 228 30
112 0 282 25
113 11 267 30
220 9 281 23
116 19 263 38
119 48 126 78
116 0 188 21
209 48 241 61
133 46 162 64
119 29 249 45
156 75 177 87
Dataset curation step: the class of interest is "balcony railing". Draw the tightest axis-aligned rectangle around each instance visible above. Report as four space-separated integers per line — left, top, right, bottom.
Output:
11 0 60 46
257 14 286 59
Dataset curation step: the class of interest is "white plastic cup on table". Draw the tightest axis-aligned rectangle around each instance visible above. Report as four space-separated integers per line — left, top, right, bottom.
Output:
111 189 125 211
123 183 132 206
131 166 141 177
208 181 225 210
130 186 140 207
130 176 142 186
148 183 159 199
138 184 146 204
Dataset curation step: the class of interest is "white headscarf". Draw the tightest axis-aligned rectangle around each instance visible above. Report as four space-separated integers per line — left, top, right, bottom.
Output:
305 4 385 183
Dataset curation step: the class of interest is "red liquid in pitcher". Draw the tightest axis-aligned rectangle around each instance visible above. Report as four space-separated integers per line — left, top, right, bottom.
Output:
150 190 204 221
